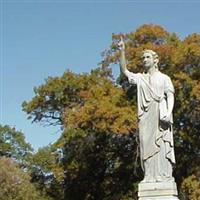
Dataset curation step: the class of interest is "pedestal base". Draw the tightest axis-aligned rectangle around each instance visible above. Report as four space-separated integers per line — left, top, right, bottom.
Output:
138 181 179 200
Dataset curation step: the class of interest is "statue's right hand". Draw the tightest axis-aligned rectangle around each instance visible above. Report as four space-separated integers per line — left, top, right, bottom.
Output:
118 36 125 51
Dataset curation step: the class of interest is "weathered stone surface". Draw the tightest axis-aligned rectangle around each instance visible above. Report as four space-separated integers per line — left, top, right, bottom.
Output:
138 181 179 200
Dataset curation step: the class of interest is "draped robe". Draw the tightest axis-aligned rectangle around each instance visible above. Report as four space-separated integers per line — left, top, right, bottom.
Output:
126 70 175 181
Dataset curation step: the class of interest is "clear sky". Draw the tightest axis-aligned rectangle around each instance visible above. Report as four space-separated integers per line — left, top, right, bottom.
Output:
1 0 200 151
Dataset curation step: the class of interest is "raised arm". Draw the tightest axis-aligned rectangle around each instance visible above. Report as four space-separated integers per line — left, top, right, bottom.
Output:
118 37 138 85
118 37 130 77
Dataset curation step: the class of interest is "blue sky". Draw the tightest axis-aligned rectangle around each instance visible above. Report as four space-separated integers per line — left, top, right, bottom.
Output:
1 0 200 151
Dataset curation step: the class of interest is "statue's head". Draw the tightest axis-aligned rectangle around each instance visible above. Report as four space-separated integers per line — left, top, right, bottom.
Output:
141 50 159 69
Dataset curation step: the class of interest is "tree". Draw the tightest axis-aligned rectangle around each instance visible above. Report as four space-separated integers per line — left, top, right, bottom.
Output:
22 68 137 134
29 145 63 200
0 124 33 166
22 67 141 199
22 68 112 127
56 129 141 200
0 157 47 200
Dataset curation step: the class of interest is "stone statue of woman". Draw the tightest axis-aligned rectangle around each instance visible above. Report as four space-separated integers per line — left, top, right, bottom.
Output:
118 37 176 184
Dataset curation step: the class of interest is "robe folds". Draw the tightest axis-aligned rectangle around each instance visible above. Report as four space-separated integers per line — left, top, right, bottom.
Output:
126 71 175 176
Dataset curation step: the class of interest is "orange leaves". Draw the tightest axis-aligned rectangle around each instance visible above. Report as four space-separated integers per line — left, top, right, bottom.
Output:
171 42 200 72
131 24 169 45
184 33 200 45
103 24 200 81
103 24 183 77
63 80 137 134
174 72 200 100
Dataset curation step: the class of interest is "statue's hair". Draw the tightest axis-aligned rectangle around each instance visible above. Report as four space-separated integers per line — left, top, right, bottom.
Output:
141 49 159 68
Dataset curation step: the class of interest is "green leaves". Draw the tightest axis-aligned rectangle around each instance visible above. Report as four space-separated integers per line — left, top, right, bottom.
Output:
0 125 33 165
22 69 113 127
61 131 141 200
0 157 46 200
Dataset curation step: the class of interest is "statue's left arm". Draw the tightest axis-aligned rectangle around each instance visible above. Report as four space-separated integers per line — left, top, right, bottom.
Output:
162 76 175 123
166 91 174 118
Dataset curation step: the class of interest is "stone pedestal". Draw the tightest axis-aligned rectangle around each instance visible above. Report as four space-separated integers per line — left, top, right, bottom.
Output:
138 181 179 200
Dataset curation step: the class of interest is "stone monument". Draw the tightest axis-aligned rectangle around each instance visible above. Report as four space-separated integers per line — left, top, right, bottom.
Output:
118 37 179 200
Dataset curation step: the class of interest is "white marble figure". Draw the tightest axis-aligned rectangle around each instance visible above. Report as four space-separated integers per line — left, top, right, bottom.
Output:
118 37 176 183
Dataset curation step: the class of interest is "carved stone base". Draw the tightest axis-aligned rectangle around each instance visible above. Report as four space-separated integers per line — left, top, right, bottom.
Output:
138 181 179 200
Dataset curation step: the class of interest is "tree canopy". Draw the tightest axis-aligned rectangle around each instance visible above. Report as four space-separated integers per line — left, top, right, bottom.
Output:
0 124 33 166
0 157 47 200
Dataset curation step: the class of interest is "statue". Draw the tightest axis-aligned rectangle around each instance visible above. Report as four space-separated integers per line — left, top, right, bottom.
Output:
118 37 179 199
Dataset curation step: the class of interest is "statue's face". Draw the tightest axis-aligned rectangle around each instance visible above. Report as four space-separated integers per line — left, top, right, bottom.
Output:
141 52 154 69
